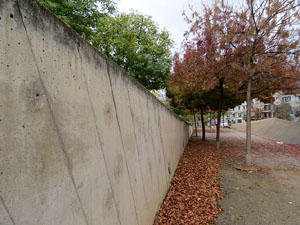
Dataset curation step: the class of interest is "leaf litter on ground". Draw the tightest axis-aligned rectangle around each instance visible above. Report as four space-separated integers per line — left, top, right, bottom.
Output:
154 130 300 224
154 137 228 225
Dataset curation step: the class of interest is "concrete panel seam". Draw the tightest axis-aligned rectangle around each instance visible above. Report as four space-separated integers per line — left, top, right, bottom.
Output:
152 105 168 187
103 59 188 126
76 47 121 225
135 95 158 206
126 84 149 208
0 195 16 225
106 59 140 225
16 2 90 225
145 98 161 197
157 110 169 186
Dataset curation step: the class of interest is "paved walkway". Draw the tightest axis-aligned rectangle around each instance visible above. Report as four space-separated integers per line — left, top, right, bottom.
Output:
155 128 300 224
216 129 300 225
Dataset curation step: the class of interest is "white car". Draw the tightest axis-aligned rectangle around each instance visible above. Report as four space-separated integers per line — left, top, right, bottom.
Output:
220 120 232 128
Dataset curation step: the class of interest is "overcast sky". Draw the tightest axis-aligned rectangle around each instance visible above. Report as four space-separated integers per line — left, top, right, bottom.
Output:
117 0 202 54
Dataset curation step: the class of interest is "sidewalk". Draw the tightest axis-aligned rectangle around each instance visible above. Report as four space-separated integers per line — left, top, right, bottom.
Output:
154 129 300 224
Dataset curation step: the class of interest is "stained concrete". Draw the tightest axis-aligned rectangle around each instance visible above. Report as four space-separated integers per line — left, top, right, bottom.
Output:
0 0 193 224
232 118 300 145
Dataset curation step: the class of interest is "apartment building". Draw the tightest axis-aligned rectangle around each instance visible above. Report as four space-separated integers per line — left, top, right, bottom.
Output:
275 92 300 121
226 99 274 124
226 92 300 123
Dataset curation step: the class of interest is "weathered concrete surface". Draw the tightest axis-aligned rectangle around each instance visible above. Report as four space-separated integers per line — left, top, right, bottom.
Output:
0 0 193 224
232 118 300 145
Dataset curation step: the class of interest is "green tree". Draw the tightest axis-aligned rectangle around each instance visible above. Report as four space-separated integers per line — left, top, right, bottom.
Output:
37 0 116 41
203 88 244 113
38 1 173 90
275 103 292 120
93 12 173 90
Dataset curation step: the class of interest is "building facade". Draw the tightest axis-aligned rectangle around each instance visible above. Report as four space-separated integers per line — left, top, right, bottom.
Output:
274 92 300 122
226 99 274 124
226 92 300 124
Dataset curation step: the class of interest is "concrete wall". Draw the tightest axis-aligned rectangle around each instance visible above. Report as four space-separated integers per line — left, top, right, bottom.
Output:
232 118 300 145
0 0 193 224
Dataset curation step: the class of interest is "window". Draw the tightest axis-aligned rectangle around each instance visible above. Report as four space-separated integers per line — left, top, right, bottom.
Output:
282 96 291 102
264 105 270 110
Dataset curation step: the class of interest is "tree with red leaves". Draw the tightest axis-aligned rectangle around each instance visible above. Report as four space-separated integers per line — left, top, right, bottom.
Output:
167 50 209 140
167 49 243 143
171 1 245 149
183 0 300 165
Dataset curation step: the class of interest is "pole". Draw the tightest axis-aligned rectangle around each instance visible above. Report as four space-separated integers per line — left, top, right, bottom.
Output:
193 111 198 137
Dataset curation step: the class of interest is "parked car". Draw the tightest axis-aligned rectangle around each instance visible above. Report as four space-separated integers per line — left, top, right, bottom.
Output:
220 120 232 128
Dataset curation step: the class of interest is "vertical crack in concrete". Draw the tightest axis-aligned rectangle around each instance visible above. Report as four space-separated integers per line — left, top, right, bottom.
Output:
145 98 161 198
152 102 168 188
76 47 121 225
126 83 149 208
0 195 16 225
106 60 140 225
16 2 90 225
155 106 168 188
157 107 169 186
134 91 157 208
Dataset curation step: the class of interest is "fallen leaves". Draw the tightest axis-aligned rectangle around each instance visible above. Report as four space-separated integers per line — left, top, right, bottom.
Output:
234 165 260 172
154 137 224 225
232 187 240 190
153 130 300 224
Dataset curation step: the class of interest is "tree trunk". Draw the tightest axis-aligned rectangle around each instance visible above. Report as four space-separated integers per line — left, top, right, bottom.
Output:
222 113 225 125
193 110 198 137
200 107 205 141
216 80 224 149
246 77 252 166
216 105 222 149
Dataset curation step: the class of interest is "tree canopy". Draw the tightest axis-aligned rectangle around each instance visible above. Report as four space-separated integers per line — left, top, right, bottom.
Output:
173 0 300 164
167 5 246 146
37 0 173 90
38 0 116 41
167 49 244 141
93 12 173 90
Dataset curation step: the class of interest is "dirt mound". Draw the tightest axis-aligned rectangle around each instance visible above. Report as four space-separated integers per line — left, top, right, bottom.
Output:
232 118 300 145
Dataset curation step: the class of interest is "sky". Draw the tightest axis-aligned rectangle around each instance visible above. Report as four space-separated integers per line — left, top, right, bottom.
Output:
117 0 201 54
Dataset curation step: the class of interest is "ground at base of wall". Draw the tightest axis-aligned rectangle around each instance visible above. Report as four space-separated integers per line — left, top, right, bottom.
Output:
154 130 300 225
153 136 225 224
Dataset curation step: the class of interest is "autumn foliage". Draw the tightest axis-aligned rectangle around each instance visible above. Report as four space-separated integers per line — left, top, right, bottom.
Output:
168 0 300 164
